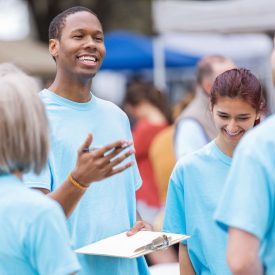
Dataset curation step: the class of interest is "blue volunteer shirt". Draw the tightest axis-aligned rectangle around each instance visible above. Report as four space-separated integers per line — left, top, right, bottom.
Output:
164 141 231 275
0 174 80 275
215 114 275 275
24 90 149 275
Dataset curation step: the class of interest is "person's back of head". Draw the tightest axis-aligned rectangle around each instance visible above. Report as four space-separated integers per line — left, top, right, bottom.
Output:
0 64 48 175
124 82 172 123
197 55 235 95
0 63 24 77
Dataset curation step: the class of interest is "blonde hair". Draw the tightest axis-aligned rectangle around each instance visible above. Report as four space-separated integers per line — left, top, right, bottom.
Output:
0 64 49 175
0 63 24 77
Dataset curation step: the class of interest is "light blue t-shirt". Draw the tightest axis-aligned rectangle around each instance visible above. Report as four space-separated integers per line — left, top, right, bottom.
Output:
24 90 149 275
215 114 275 275
163 140 231 275
0 174 80 275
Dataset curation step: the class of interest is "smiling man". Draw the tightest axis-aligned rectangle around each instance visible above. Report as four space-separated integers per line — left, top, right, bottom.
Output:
24 6 149 275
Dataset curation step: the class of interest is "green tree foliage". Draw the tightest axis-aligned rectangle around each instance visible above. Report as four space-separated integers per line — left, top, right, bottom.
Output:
25 0 153 43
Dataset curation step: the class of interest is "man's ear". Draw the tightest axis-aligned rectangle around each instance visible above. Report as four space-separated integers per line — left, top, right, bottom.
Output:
201 79 212 95
49 39 59 59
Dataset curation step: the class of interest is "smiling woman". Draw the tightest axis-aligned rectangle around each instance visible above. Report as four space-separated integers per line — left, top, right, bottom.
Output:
163 68 265 275
212 97 259 157
210 68 265 157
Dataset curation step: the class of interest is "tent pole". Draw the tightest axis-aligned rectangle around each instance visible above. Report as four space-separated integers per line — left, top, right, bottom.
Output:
153 36 166 91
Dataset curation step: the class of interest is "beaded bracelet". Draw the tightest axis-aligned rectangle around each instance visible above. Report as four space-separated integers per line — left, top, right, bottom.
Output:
68 174 88 191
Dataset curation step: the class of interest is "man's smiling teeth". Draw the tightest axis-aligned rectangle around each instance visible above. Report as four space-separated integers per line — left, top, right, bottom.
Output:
78 56 96 62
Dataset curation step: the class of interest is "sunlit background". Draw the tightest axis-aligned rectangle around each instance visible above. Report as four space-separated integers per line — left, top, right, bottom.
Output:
0 0 275 109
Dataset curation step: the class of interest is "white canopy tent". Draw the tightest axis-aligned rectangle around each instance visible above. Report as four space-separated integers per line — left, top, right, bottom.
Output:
152 0 275 111
152 0 275 34
160 33 274 108
160 33 272 75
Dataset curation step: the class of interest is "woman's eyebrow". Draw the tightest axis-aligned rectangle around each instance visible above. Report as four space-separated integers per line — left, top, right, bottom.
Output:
237 114 251 118
217 111 229 115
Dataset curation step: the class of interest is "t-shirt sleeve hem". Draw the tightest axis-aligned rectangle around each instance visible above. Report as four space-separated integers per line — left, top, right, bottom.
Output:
215 217 262 240
135 178 143 191
24 181 51 191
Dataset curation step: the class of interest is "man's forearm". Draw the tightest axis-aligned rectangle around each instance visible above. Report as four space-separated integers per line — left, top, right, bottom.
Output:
179 243 196 275
230 260 263 275
48 178 86 217
228 228 263 275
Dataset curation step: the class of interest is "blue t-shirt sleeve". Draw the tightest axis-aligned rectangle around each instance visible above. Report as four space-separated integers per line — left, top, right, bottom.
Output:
123 113 142 191
215 150 272 240
23 161 52 191
163 163 186 238
131 158 142 191
25 203 80 275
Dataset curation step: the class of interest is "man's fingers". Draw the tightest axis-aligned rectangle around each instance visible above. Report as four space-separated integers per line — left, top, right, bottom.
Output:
94 140 133 157
108 149 135 167
104 146 125 159
109 161 134 176
79 133 93 153
127 221 146 236
98 140 124 155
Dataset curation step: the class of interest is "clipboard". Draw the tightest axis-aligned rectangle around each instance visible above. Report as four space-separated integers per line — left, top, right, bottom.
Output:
75 231 190 259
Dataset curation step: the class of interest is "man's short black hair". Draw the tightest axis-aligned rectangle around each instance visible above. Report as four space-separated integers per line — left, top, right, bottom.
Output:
48 6 98 40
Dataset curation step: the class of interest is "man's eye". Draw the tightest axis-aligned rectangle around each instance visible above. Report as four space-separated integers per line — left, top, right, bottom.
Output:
73 35 83 39
95 37 103 42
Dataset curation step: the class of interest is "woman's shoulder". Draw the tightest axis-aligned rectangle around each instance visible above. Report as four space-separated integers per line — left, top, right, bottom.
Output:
178 141 214 165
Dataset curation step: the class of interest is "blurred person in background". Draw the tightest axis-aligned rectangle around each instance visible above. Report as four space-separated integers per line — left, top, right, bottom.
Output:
0 63 80 275
150 92 195 209
124 81 177 265
214 37 275 275
148 92 195 268
23 6 151 275
272 41 275 86
123 81 172 224
164 68 265 275
175 55 235 159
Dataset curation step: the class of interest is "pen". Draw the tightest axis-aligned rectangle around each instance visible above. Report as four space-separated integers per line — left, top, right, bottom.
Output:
83 147 98 153
83 142 132 153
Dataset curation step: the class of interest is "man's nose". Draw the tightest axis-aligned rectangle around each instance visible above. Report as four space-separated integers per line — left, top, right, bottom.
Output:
84 37 97 48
